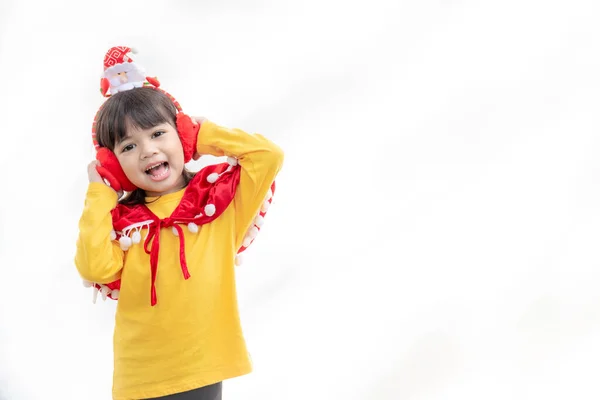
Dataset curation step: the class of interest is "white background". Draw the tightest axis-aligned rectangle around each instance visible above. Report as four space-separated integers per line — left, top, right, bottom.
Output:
1 0 600 399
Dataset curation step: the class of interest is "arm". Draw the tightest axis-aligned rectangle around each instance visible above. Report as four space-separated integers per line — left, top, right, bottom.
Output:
74 172 125 283
196 120 284 248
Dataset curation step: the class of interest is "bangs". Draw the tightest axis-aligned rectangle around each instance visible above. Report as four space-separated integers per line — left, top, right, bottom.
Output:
95 87 177 150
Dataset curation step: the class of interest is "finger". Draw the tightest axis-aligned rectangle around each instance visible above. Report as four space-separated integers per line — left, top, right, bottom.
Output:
87 161 104 182
88 162 100 174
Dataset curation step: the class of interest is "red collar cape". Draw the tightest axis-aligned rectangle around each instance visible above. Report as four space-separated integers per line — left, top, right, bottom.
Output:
83 158 275 306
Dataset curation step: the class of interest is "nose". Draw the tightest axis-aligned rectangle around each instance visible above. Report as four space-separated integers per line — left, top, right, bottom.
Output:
118 72 128 83
140 142 159 160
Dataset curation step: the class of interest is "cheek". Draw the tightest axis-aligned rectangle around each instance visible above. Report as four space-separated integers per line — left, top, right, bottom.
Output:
116 155 140 178
170 152 185 174
168 138 185 164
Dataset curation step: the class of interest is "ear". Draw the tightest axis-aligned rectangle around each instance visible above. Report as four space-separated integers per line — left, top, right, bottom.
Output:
96 147 137 192
176 113 200 163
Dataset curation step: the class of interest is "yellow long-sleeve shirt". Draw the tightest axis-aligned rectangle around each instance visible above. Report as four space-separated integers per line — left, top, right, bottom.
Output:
75 120 284 400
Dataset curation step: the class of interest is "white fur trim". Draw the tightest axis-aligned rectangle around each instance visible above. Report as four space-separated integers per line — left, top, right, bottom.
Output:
112 81 145 94
110 289 120 300
104 61 144 76
205 204 216 217
110 230 117 241
243 236 253 248
254 215 264 227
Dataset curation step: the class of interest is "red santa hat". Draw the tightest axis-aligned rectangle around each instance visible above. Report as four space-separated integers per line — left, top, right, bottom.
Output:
103 46 136 72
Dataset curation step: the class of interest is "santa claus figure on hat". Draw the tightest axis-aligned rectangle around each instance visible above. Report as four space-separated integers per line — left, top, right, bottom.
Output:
100 46 160 97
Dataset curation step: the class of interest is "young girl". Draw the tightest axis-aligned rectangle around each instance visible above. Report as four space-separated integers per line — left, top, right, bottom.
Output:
75 46 284 400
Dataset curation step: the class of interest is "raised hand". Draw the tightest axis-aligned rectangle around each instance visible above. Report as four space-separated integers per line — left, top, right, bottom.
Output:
87 160 123 199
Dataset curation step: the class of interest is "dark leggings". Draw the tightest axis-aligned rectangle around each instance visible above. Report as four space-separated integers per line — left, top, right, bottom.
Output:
144 382 222 400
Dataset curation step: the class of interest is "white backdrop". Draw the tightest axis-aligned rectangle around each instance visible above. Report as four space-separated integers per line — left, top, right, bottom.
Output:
1 0 600 399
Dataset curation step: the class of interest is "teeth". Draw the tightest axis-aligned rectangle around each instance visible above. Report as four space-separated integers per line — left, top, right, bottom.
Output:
145 162 165 172
148 163 169 178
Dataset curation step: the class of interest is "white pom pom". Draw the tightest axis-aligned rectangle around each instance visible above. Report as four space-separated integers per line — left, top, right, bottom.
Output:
254 215 264 227
82 280 93 288
131 231 141 244
100 285 110 300
261 200 270 213
172 227 179 236
119 236 132 250
110 230 117 241
248 226 259 239
205 204 216 217
188 222 198 233
265 188 273 201
227 157 238 166
243 236 253 248
207 172 219 183
235 254 244 266
110 289 120 300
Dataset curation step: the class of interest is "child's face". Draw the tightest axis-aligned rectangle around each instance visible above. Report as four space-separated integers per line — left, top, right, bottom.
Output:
115 122 186 197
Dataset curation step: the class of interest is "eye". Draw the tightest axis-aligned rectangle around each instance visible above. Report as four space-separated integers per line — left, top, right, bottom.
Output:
121 143 135 153
152 130 166 138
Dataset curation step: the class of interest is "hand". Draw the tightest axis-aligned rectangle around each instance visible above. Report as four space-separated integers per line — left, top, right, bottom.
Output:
191 116 206 125
87 160 123 199
191 116 207 161
87 160 104 183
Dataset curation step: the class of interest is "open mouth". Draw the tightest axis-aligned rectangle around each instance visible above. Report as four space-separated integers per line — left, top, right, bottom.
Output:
145 161 170 180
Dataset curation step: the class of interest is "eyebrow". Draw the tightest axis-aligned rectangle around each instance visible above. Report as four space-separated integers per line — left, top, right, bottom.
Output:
115 134 132 146
118 123 170 144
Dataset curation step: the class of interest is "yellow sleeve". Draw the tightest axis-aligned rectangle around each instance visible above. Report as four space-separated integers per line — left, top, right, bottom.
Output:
197 120 284 248
74 182 124 283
